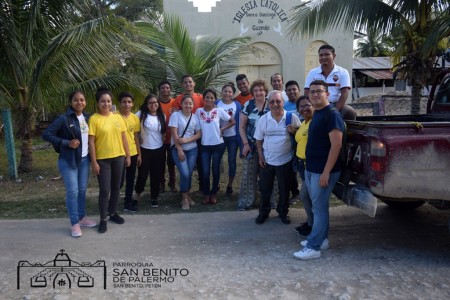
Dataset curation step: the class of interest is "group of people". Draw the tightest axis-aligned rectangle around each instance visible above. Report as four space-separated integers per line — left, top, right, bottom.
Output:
43 44 353 261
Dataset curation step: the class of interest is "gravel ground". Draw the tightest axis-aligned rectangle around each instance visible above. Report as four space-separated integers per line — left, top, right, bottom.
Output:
1 203 449 300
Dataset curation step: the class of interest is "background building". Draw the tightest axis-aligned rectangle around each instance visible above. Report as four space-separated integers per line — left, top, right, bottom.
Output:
164 0 354 96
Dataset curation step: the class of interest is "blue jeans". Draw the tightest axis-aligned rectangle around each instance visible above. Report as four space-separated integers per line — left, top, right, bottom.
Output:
304 170 341 251
201 143 226 195
300 175 313 226
223 136 238 178
58 156 90 226
172 146 198 193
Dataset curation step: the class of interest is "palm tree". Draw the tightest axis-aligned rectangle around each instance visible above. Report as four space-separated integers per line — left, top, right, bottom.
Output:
288 0 450 114
0 0 153 172
354 28 392 57
134 13 252 93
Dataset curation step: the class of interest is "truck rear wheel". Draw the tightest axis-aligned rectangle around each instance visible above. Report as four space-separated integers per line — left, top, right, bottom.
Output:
381 200 425 210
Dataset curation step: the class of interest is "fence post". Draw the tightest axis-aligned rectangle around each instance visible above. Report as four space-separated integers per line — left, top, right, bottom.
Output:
1 109 18 180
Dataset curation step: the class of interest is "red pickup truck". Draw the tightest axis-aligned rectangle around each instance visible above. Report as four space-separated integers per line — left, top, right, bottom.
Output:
335 69 450 218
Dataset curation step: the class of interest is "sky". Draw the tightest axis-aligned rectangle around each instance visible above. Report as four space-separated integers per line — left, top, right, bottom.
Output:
188 0 219 12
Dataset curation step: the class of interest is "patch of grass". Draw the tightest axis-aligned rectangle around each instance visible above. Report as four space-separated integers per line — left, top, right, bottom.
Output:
0 138 343 219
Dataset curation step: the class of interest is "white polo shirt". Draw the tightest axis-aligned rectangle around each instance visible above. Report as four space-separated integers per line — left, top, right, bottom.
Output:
305 64 351 103
253 110 300 166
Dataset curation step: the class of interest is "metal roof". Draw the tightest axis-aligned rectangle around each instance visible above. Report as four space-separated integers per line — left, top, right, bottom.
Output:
353 57 392 69
358 70 393 80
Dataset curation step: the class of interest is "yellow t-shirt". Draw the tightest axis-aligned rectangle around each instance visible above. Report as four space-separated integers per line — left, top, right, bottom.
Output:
295 119 311 160
120 113 141 156
89 113 126 159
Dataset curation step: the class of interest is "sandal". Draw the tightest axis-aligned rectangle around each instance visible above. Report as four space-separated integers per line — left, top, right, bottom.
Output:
210 194 217 205
203 197 211 205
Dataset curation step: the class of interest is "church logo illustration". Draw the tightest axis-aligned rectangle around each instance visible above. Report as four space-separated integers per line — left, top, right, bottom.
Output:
17 249 106 290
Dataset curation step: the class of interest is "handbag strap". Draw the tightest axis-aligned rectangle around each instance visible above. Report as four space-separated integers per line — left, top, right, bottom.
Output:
179 113 192 138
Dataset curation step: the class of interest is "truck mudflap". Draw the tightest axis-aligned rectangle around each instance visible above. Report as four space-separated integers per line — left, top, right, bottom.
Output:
334 183 378 217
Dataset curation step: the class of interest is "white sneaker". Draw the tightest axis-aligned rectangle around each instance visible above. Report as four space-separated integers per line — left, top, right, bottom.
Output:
79 217 97 228
293 247 321 260
71 224 82 238
300 238 329 250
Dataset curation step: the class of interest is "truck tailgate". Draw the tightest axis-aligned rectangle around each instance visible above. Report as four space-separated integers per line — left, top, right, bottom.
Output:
346 118 450 201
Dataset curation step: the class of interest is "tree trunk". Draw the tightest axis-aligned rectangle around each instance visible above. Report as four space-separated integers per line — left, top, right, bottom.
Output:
16 104 35 173
18 138 33 173
410 83 422 115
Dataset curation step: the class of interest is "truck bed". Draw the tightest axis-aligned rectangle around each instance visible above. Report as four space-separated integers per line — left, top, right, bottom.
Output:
344 114 450 201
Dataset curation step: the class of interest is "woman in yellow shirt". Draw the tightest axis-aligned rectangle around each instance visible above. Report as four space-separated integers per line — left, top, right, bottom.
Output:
89 87 130 234
294 96 315 238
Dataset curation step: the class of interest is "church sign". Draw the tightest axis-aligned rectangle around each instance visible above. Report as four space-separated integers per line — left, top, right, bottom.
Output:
231 0 289 36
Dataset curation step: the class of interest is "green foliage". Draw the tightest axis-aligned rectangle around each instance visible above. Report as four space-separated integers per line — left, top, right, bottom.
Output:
354 28 393 57
0 0 156 171
135 13 252 93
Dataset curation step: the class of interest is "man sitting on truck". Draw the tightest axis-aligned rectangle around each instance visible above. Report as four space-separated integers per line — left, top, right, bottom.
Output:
304 44 356 120
293 80 345 260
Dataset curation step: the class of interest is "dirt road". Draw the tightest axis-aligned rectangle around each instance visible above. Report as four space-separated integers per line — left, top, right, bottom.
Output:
1 203 449 299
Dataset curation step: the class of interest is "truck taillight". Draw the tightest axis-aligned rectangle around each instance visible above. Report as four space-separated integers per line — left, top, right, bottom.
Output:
370 140 386 172
370 140 386 157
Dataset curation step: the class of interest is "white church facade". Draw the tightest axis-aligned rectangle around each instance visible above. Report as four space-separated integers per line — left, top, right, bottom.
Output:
163 0 354 96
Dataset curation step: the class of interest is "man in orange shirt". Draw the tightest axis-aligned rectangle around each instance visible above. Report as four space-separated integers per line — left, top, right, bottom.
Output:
235 74 253 106
174 75 204 112
158 80 177 193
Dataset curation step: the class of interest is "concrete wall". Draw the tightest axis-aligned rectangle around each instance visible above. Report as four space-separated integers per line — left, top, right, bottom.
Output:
164 0 354 95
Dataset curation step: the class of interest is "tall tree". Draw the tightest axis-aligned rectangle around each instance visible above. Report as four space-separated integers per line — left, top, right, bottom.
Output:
288 0 450 114
354 27 392 57
0 0 153 172
135 13 252 93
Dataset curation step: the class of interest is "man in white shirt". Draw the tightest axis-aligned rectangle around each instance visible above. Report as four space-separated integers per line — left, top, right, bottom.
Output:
254 90 300 225
304 45 356 120
270 73 289 101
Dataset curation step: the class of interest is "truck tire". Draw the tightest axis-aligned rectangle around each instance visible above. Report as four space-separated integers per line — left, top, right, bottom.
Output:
381 200 425 210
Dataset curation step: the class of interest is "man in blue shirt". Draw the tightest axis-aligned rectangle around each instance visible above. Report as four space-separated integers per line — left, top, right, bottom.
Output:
293 80 345 260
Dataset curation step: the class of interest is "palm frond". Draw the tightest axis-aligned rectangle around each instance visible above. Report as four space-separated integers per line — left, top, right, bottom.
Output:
288 0 407 39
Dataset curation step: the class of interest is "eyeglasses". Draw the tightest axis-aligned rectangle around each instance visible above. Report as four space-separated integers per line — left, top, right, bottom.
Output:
269 100 283 105
148 101 158 105
298 104 312 111
309 89 325 95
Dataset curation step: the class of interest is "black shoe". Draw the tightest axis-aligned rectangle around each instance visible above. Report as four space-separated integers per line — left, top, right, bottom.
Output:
124 203 138 213
295 222 312 237
280 215 291 224
109 213 125 224
169 182 178 193
255 214 268 224
289 194 299 205
98 220 107 233
151 200 159 208
237 205 247 211
226 186 233 195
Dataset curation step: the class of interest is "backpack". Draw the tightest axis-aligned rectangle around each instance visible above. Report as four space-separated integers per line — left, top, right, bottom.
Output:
285 112 297 150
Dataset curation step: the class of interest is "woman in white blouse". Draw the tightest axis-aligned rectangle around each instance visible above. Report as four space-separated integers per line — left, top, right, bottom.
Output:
196 88 235 205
